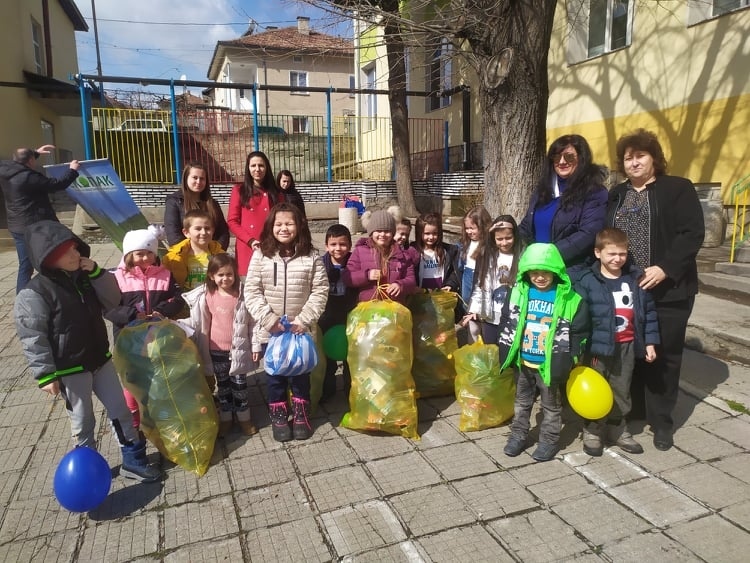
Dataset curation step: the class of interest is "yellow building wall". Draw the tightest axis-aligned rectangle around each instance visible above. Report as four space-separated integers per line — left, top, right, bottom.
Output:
547 1 750 204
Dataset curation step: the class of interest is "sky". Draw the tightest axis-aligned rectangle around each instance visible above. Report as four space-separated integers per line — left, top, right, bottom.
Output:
74 0 351 94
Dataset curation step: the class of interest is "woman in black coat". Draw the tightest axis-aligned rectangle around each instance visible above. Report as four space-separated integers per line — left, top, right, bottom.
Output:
606 129 705 451
164 162 230 249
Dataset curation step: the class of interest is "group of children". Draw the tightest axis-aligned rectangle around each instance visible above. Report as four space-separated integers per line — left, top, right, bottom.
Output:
13 199 658 491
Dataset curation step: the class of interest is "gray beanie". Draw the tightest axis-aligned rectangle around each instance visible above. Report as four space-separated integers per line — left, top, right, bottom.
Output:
367 209 397 236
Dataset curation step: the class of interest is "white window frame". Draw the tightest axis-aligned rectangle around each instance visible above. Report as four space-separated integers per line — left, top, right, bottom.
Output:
290 71 308 95
31 17 45 75
292 116 309 134
427 38 452 111
363 65 377 131
567 0 633 64
687 0 750 25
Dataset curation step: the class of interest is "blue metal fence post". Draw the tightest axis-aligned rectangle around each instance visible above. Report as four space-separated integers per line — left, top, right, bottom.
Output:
252 84 259 150
444 121 449 172
78 77 92 160
326 88 333 183
169 80 182 184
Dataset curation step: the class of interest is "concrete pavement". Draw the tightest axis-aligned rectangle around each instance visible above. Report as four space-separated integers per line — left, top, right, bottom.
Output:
0 240 749 562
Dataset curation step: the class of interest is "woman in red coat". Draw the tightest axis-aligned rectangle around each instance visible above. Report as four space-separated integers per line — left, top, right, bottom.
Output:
227 151 283 275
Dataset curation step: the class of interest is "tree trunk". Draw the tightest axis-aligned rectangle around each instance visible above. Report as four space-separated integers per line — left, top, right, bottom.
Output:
474 2 557 220
383 4 418 216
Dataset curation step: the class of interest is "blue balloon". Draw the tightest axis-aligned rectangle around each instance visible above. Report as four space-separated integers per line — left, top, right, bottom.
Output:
53 447 112 512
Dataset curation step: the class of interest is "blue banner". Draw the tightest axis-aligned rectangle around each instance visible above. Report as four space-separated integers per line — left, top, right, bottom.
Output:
46 159 148 250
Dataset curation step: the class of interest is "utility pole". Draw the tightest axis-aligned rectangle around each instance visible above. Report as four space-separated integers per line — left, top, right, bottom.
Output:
91 0 103 100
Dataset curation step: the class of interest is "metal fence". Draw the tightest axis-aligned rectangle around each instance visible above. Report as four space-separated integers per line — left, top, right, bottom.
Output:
90 107 445 185
730 174 750 262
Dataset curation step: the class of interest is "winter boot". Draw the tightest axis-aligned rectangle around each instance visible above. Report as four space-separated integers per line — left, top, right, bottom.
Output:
268 401 292 442
291 397 313 440
218 410 233 437
121 440 162 483
608 421 643 454
582 422 604 457
236 409 258 436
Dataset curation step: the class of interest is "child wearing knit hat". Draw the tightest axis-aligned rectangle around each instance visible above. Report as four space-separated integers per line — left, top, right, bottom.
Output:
342 208 417 305
106 229 185 432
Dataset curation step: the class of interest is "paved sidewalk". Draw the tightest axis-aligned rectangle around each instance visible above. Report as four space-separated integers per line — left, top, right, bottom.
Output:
0 242 749 562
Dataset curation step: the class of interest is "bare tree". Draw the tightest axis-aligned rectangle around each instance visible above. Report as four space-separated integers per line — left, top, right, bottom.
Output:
310 0 557 219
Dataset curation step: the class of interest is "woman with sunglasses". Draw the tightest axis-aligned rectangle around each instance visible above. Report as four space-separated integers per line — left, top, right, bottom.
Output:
606 129 704 452
519 134 608 279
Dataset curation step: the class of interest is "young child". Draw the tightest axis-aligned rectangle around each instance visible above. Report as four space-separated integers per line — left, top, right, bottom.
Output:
499 243 589 462
14 221 161 482
411 212 460 292
468 215 522 345
573 228 659 455
244 203 329 442
106 228 185 431
163 209 225 291
458 205 493 343
342 209 417 305
318 224 358 403
183 254 257 437
394 218 412 252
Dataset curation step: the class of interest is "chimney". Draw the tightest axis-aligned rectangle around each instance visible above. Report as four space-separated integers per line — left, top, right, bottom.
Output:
297 16 310 35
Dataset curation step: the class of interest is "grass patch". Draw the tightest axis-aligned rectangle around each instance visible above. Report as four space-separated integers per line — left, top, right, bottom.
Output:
725 399 750 415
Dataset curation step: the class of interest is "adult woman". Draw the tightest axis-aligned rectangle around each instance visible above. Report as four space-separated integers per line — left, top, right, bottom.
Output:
228 151 283 276
276 170 306 218
164 162 229 249
607 129 704 451
519 134 608 278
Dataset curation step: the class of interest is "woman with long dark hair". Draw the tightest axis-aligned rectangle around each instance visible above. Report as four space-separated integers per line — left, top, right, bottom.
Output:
519 134 608 278
227 151 283 275
163 162 230 249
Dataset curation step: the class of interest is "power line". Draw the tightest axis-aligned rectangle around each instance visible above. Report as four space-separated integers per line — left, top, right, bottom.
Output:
83 17 317 27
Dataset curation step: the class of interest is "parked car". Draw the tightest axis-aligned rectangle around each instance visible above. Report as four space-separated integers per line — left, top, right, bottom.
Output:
109 119 170 132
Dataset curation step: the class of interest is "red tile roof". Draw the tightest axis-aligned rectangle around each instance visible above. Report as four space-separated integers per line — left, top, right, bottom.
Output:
221 26 353 55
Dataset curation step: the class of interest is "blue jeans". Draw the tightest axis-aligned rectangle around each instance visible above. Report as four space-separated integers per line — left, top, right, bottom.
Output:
509 364 562 446
11 231 33 294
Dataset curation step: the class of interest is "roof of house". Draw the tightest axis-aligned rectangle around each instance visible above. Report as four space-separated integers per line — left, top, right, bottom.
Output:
207 25 353 80
59 0 88 32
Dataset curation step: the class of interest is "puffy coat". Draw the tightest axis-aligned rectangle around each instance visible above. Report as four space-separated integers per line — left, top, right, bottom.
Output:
162 237 226 289
14 221 121 386
411 241 461 291
341 237 417 304
498 243 589 386
106 261 185 339
163 189 230 249
0 160 79 233
244 250 328 352
182 284 256 376
606 175 704 303
573 262 660 358
318 251 358 331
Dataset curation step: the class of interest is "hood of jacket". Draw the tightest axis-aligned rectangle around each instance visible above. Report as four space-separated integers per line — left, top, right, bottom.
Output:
0 159 28 182
516 243 571 289
25 220 90 272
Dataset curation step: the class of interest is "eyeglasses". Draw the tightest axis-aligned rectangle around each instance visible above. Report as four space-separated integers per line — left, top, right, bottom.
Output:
552 152 577 165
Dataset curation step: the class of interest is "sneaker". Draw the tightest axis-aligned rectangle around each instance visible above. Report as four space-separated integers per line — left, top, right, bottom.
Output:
608 424 643 454
653 428 673 451
582 428 603 457
121 462 161 483
531 442 558 462
503 436 527 457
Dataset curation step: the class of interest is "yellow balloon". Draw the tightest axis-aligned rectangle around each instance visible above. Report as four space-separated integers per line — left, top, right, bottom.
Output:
566 366 614 420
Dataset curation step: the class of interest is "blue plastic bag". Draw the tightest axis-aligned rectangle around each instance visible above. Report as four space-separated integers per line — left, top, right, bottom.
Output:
264 315 319 376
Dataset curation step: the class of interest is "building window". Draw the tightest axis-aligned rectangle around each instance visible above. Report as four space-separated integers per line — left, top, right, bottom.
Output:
31 17 45 75
712 0 750 16
349 75 355 98
687 0 750 24
567 0 633 63
427 38 452 111
292 116 309 134
364 65 377 130
290 71 308 94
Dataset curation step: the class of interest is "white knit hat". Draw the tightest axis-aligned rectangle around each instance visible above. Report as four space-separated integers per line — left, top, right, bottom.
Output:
122 229 159 255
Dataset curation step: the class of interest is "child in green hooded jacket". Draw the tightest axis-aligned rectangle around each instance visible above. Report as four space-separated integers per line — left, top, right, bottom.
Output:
498 243 589 462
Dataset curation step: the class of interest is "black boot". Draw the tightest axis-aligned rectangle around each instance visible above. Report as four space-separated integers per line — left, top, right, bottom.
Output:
291 397 312 440
121 440 161 482
269 401 292 442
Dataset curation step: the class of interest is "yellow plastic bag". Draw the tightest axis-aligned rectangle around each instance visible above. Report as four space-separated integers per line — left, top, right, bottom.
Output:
453 339 516 432
341 299 419 439
113 320 218 476
408 290 458 397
